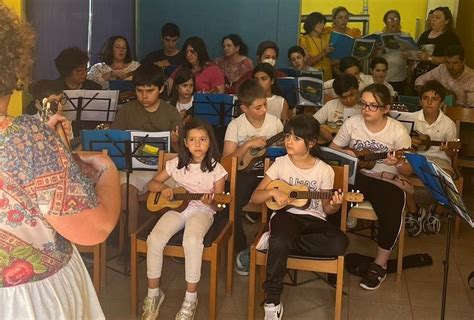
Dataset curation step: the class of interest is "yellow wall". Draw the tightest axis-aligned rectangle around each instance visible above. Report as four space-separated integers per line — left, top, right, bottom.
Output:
457 0 474 67
301 0 427 38
3 0 25 116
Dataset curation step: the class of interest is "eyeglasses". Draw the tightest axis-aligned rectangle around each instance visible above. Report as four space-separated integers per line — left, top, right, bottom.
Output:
386 17 400 22
359 100 384 111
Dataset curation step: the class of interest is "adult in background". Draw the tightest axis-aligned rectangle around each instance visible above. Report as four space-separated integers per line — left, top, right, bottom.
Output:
54 47 102 91
215 34 253 94
141 22 185 68
299 12 334 81
413 6 461 79
88 35 140 89
0 3 120 319
378 10 410 95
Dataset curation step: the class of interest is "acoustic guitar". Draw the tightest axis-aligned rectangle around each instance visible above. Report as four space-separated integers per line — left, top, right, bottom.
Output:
350 147 413 170
411 133 461 152
238 131 285 171
265 180 364 211
147 187 232 214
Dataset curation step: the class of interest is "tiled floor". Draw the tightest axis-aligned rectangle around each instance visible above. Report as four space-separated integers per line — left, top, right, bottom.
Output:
92 171 474 319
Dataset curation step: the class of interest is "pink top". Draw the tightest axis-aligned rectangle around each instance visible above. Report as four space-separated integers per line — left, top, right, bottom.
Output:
215 56 253 85
172 63 225 93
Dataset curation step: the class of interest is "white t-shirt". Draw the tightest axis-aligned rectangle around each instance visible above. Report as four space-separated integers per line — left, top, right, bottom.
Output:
332 114 411 174
266 95 285 120
313 99 361 129
413 110 457 163
176 96 194 112
224 113 284 147
360 73 397 97
265 155 334 220
165 157 228 214
378 31 410 82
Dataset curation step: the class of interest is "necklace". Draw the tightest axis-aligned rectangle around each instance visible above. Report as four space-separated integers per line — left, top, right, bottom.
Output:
309 34 323 54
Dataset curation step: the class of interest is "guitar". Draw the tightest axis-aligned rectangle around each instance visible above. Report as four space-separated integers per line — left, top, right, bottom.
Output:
238 131 285 171
411 133 461 152
265 180 364 211
350 147 413 170
147 187 232 214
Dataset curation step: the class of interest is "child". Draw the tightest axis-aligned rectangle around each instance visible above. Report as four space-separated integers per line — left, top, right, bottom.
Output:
313 73 361 143
142 118 228 320
369 57 397 98
169 66 195 123
405 80 457 236
251 115 348 319
223 79 284 276
253 63 290 122
287 45 319 73
330 83 412 290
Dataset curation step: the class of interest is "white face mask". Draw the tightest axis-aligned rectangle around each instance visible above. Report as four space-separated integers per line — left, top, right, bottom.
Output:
261 58 276 67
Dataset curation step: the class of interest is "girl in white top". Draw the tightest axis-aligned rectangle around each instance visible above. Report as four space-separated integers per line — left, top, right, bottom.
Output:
330 83 412 290
251 115 347 318
253 62 290 122
87 35 140 89
169 66 195 123
143 119 228 319
369 57 397 98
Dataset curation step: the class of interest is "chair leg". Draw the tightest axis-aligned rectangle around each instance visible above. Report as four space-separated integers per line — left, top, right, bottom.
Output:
334 257 344 320
248 248 257 320
119 213 126 252
226 234 234 296
454 215 461 239
396 214 405 283
130 235 138 317
257 264 266 304
209 246 218 320
92 245 100 295
100 241 106 291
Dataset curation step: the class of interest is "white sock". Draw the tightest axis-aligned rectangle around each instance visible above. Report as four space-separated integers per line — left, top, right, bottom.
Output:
148 287 160 298
185 291 197 302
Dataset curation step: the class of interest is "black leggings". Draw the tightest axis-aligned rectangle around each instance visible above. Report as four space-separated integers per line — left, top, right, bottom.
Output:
263 212 348 304
352 172 406 250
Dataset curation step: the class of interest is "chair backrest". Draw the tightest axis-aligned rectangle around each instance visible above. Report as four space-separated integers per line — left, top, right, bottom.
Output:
260 158 349 231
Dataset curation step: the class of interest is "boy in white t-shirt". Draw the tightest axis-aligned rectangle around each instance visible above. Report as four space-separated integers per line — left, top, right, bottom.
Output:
313 73 361 143
406 80 458 237
223 79 284 276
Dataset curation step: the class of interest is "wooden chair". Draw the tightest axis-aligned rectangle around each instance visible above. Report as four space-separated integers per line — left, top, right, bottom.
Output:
73 150 109 294
248 160 349 320
348 202 405 282
130 152 237 320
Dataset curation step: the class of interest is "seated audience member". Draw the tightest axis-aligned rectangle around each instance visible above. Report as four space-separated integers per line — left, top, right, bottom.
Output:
287 45 319 73
414 6 461 79
54 47 102 91
215 34 253 94
415 45 474 106
324 57 371 100
314 73 361 143
299 11 334 80
167 36 225 94
141 22 185 68
405 80 457 237
111 64 183 234
379 9 410 95
253 63 290 122
169 66 195 123
88 35 140 88
369 57 397 98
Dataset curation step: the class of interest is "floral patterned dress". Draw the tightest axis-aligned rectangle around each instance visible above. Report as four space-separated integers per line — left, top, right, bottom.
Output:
0 115 104 319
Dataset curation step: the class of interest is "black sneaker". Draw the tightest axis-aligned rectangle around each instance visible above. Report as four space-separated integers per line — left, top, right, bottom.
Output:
406 207 426 237
360 262 387 290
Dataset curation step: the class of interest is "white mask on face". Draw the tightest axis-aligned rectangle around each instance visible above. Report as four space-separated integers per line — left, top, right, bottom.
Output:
261 58 276 67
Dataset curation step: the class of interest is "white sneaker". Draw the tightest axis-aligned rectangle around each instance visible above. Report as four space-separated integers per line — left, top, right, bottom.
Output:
264 302 283 320
256 231 270 251
175 298 198 320
141 289 165 320
347 216 358 229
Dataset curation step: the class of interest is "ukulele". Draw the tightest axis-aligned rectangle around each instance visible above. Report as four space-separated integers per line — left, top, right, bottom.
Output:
411 133 461 152
147 186 232 214
265 180 364 211
350 147 413 170
238 131 285 171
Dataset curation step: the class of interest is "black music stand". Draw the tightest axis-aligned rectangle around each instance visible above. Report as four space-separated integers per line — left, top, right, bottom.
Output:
63 90 119 136
82 130 167 274
405 153 474 320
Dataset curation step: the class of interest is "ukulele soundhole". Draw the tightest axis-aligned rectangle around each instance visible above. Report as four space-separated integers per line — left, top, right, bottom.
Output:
289 191 298 199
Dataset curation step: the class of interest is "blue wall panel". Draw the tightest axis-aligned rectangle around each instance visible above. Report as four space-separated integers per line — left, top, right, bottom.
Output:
137 0 301 67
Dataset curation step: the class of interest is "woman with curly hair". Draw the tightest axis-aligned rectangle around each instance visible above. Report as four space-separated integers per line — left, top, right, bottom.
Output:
0 3 120 319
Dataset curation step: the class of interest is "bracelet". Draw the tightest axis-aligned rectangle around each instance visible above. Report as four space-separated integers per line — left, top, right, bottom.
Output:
95 165 112 185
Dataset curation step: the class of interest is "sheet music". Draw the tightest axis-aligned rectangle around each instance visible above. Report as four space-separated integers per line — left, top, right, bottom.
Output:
63 90 119 122
388 110 416 135
130 131 170 170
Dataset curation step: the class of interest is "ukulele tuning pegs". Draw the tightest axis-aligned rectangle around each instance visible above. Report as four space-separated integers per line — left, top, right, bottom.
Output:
222 204 226 209
217 204 222 208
